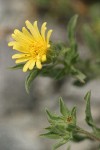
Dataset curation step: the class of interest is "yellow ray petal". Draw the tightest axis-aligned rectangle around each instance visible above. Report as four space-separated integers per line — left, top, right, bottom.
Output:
13 29 32 44
33 21 41 39
8 41 16 47
41 22 47 40
15 58 30 63
47 30 53 45
25 20 39 39
22 27 33 40
25 20 34 33
12 43 29 53
41 54 46 62
36 60 42 69
29 60 35 70
12 53 30 59
23 60 32 72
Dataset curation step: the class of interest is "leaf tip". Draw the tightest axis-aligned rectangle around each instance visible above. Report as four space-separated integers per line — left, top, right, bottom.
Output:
59 97 63 104
84 91 91 101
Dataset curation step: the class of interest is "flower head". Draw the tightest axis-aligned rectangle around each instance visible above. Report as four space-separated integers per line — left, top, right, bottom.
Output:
8 21 53 72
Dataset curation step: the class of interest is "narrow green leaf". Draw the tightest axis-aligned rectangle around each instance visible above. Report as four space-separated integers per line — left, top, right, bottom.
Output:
40 132 61 139
45 126 52 131
67 14 78 58
71 66 86 83
73 134 86 142
71 106 77 125
85 91 100 135
65 48 78 65
53 140 67 150
84 91 95 129
45 125 64 135
40 66 65 80
54 69 65 80
59 97 69 116
76 72 85 83
9 63 24 70
71 106 76 117
46 109 61 120
54 124 67 134
25 69 39 93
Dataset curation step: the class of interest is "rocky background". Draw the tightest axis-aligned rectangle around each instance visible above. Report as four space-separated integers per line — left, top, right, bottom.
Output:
0 0 100 150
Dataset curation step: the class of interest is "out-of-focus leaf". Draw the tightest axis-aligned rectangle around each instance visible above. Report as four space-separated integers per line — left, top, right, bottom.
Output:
40 66 66 80
73 79 87 87
25 69 40 93
35 0 50 7
83 25 99 53
67 14 78 42
66 145 71 150
65 48 78 65
71 66 86 83
67 14 78 51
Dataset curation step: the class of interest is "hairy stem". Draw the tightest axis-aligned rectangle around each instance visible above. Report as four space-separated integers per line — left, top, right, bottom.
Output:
75 126 100 142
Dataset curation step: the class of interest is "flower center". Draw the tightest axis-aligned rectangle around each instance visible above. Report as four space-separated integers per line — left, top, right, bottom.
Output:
66 116 72 123
29 41 47 58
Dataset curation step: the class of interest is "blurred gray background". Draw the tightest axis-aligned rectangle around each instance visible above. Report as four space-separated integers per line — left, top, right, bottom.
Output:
0 0 100 150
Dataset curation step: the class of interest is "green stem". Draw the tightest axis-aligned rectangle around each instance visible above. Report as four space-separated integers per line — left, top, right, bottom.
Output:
75 126 100 142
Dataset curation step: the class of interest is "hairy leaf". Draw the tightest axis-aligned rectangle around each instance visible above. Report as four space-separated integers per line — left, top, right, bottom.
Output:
71 106 77 125
53 140 68 150
84 91 96 132
46 109 61 120
40 132 61 139
59 97 69 116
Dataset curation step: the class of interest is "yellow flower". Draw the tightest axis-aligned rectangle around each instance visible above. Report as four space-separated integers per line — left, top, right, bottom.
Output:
8 21 53 72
